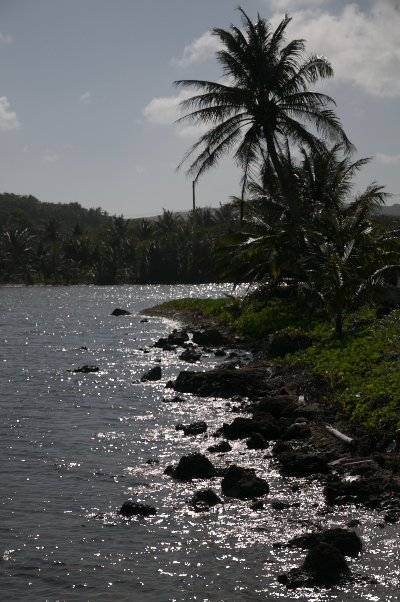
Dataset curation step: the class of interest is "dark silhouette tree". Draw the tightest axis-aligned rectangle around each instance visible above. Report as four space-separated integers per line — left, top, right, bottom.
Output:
175 7 353 222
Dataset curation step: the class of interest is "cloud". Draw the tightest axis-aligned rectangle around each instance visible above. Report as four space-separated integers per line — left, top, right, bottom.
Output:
283 2 400 98
376 152 400 165
42 152 58 163
0 97 20 131
170 31 222 68
143 89 211 138
80 92 91 105
267 0 328 8
135 165 146 173
143 89 190 126
0 32 13 44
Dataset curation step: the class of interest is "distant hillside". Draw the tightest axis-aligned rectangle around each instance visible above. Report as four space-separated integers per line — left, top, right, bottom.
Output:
380 204 400 216
0 193 111 232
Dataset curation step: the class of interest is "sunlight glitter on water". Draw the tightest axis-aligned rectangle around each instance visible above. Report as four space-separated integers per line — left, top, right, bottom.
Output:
1 284 400 601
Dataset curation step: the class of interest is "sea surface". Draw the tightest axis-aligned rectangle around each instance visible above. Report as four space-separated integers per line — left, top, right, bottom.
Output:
0 284 399 602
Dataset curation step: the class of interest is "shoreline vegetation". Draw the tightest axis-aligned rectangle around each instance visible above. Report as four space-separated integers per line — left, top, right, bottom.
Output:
140 297 400 588
151 294 400 433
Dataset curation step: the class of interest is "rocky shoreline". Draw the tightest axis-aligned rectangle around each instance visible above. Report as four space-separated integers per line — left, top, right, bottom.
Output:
138 305 400 589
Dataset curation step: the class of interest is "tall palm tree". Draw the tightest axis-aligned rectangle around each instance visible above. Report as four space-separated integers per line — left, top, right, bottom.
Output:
175 7 354 222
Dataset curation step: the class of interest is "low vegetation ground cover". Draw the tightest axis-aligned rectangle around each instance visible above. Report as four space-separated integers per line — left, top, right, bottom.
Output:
159 296 400 432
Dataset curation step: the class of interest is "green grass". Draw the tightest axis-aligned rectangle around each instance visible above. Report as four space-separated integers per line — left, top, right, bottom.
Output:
157 295 400 432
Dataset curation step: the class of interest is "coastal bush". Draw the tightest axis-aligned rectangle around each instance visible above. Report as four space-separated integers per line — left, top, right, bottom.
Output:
160 296 400 431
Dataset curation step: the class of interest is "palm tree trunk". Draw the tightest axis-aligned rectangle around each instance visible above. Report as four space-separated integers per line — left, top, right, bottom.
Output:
263 129 302 223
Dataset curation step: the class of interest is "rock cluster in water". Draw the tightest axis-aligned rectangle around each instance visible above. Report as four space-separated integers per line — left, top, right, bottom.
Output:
131 307 400 589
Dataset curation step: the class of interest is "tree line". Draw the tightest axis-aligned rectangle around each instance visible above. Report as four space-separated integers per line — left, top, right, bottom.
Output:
0 193 238 285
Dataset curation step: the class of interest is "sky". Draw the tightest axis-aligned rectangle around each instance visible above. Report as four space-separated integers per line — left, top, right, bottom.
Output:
0 0 399 218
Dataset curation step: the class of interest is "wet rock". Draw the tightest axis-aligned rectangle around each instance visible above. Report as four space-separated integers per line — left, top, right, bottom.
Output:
70 364 99 373
278 542 350 589
190 488 222 512
278 451 329 477
254 396 298 420
179 349 202 363
221 414 281 441
111 308 131 316
179 421 208 436
303 542 350 585
140 318 148 323
207 440 232 453
214 349 226 357
288 528 362 558
192 329 224 346
145 458 159 466
152 337 176 351
172 366 274 398
140 366 162 382
172 453 215 481
271 500 291 510
119 501 156 517
246 432 269 450
221 464 269 499
324 471 400 506
285 421 311 440
162 396 187 403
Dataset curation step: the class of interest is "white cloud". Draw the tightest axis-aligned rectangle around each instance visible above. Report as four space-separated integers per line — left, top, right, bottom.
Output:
42 152 58 163
0 96 20 131
143 89 210 138
0 32 13 44
376 152 400 165
267 0 328 8
143 90 190 126
170 31 222 68
283 3 400 98
80 92 91 105
135 165 146 173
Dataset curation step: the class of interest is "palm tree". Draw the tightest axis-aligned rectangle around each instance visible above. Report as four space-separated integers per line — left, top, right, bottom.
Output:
175 7 353 222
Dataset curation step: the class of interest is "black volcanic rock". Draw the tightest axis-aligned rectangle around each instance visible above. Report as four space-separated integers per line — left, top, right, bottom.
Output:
172 453 215 481
119 501 156 517
221 464 269 499
111 308 131 316
141 366 162 381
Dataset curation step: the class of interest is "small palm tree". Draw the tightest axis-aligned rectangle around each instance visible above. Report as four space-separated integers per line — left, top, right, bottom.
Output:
175 6 353 222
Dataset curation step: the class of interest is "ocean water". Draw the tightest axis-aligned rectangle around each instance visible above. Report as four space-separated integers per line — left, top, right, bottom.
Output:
0 284 399 602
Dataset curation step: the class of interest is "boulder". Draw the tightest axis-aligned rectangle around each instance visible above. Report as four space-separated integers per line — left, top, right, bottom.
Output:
172 366 274 398
285 421 311 440
179 349 202 363
221 415 281 441
172 453 215 481
111 308 131 316
246 432 269 450
324 471 400 506
221 464 269 499
288 528 362 558
254 395 298 420
277 542 350 589
192 329 224 346
207 440 232 453
119 501 156 517
190 488 222 512
179 421 208 436
71 364 99 373
302 542 350 586
141 366 162 382
278 451 329 477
